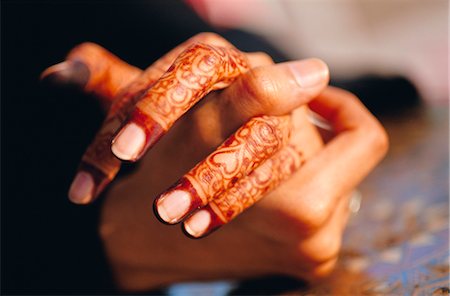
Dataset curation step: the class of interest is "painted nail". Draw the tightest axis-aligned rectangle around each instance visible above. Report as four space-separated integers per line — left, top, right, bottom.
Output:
156 190 192 224
289 58 329 89
184 209 211 238
68 171 94 204
40 60 90 88
111 123 146 161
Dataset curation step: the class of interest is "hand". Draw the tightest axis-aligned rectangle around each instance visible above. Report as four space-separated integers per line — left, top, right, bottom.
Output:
98 86 387 291
41 33 329 237
42 33 388 291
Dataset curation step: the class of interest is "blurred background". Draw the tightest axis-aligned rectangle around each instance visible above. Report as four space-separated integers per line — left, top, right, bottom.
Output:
188 0 448 104
2 0 448 294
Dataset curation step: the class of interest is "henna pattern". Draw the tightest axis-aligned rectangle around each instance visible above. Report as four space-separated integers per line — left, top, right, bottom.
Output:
45 35 286 210
156 115 291 222
181 143 305 237
79 69 159 194
43 35 251 202
115 43 249 160
136 44 247 130
202 144 305 235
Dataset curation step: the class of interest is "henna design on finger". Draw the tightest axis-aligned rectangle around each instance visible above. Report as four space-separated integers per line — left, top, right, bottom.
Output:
71 68 162 203
184 144 305 237
66 35 249 203
154 115 291 224
111 43 249 161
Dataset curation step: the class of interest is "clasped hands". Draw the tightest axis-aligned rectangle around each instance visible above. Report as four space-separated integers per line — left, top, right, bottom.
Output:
42 33 388 291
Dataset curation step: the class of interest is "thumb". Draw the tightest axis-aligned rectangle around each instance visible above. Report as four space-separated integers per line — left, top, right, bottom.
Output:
218 58 329 124
41 42 141 111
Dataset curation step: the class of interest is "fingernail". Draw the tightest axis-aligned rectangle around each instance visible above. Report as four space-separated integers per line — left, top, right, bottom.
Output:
289 58 329 89
40 60 90 88
184 209 211 238
156 190 192 223
111 123 146 161
68 171 94 204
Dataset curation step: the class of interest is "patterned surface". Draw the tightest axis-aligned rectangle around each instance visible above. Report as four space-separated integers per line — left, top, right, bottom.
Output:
330 105 450 295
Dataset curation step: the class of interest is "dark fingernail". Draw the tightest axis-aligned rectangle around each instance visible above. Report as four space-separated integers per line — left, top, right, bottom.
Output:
41 60 90 88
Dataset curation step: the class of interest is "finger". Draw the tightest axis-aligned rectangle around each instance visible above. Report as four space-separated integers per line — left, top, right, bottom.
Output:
273 87 388 225
154 115 291 224
182 106 322 237
212 58 329 137
246 51 274 67
67 33 245 204
305 87 389 195
111 42 249 161
151 58 328 226
183 143 304 238
41 42 141 110
184 86 387 238
293 192 352 280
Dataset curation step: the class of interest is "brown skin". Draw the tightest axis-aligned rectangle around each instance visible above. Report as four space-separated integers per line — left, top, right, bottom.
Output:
42 33 388 291
99 86 387 292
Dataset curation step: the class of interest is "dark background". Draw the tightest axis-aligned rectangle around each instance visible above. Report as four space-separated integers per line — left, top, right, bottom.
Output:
1 0 419 294
1 1 290 294
2 1 213 294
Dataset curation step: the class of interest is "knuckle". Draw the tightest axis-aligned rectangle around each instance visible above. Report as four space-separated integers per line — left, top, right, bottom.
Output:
368 122 390 157
253 51 274 64
310 258 339 279
295 197 332 233
240 67 279 112
288 235 341 281
71 42 102 55
355 112 389 159
186 42 222 64
295 231 342 267
332 87 390 157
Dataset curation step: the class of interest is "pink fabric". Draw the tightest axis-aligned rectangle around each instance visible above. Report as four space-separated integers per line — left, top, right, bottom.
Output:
184 0 270 29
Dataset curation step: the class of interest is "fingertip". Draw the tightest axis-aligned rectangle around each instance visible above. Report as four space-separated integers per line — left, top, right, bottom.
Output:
154 190 192 224
183 209 211 238
40 60 90 88
68 171 94 205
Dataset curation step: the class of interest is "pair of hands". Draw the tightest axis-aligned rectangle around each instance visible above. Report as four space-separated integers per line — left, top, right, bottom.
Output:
42 33 388 291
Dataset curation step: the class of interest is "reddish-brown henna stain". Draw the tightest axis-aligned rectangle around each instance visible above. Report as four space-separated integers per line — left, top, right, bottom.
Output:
199 145 305 235
156 116 291 222
77 70 160 200
123 43 249 160
52 38 251 201
154 177 204 224
201 204 224 236
186 116 291 203
124 108 165 160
